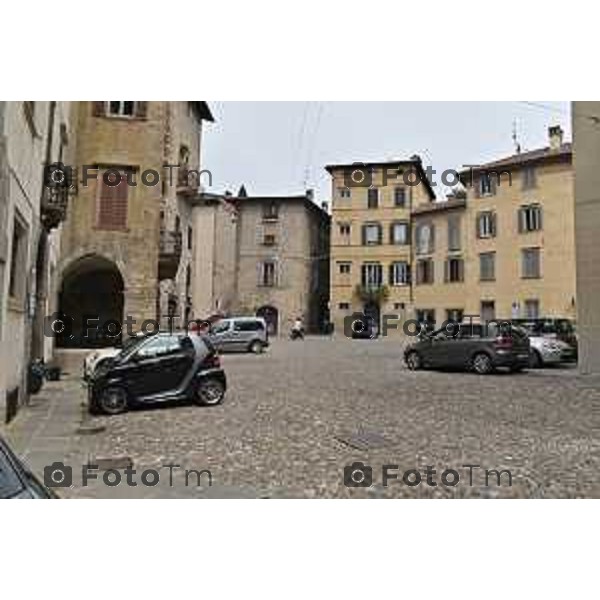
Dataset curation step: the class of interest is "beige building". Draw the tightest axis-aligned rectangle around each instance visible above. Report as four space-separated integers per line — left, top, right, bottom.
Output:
0 101 72 423
573 102 600 374
232 192 330 334
413 127 575 326
56 101 213 350
326 160 435 335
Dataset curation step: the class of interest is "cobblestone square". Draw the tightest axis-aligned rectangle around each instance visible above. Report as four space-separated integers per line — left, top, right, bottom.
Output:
6 337 600 498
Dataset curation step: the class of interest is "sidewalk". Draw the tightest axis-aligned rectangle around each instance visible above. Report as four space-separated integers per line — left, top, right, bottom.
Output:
2 376 267 499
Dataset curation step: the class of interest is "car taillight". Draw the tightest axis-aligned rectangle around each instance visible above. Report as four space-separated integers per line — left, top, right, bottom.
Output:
494 336 513 349
203 353 221 368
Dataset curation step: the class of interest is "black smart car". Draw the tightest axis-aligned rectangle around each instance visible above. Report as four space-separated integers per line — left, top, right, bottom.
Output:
404 322 531 374
88 333 227 415
0 436 57 499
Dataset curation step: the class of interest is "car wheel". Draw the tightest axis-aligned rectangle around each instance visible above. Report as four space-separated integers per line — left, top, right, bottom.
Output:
472 352 493 375
405 351 422 371
249 340 264 354
98 386 128 415
195 378 225 406
529 350 543 369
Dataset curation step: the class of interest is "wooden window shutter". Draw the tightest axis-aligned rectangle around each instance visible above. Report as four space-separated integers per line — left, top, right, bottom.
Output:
430 224 435 252
389 263 395 285
518 208 525 233
476 214 481 239
98 172 128 230
92 101 105 117
136 101 148 119
459 259 464 282
389 223 395 245
491 212 497 237
377 223 383 245
444 260 449 282
490 175 497 195
475 176 482 198
361 224 367 246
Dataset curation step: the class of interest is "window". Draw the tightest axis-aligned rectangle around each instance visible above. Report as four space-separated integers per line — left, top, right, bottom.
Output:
478 174 495 196
362 223 382 245
263 234 276 246
187 226 193 250
447 217 461 251
263 201 279 220
416 259 434 285
107 101 136 117
522 247 541 279
522 166 537 190
479 252 496 281
136 335 187 359
339 188 351 199
415 223 434 254
416 309 435 325
445 258 464 283
8 214 28 302
339 302 350 310
518 204 543 233
367 188 379 209
338 262 351 275
390 222 409 245
261 261 277 286
476 211 496 238
446 309 464 323
234 320 265 332
389 261 410 286
361 263 383 288
339 223 351 236
97 170 129 230
524 299 540 319
394 187 406 207
394 302 405 311
480 300 496 322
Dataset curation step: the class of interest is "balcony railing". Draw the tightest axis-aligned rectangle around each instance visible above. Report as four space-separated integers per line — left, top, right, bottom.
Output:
159 229 182 280
41 185 69 231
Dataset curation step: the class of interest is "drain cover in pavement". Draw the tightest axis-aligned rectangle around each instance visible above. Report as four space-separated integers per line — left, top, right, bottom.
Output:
335 431 388 451
91 456 134 470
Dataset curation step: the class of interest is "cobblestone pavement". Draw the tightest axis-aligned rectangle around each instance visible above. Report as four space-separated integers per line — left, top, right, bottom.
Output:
5 337 600 498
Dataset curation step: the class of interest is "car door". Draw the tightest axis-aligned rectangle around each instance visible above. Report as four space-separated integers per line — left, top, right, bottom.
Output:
232 320 253 351
146 336 196 395
209 320 233 352
426 329 454 368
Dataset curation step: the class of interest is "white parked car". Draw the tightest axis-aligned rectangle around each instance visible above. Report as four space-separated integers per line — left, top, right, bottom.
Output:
528 335 576 367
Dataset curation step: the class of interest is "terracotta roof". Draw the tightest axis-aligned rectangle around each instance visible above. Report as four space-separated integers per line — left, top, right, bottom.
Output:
324 158 436 201
411 198 466 216
458 143 571 176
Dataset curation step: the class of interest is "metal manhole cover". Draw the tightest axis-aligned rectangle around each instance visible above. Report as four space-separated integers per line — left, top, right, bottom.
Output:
335 431 388 451
91 456 134 470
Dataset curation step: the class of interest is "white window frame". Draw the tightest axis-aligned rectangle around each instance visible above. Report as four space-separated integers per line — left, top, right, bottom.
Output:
106 101 137 118
391 222 409 245
391 261 409 286
478 212 495 238
365 223 380 245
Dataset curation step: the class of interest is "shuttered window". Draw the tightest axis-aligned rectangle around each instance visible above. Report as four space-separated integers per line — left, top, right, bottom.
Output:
522 248 541 278
362 223 382 245
444 258 464 283
97 171 129 230
479 252 496 281
390 221 409 245
361 263 383 287
389 261 410 286
476 211 496 238
518 204 543 233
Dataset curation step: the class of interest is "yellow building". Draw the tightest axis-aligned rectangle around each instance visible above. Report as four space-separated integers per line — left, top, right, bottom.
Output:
326 159 435 335
413 126 575 327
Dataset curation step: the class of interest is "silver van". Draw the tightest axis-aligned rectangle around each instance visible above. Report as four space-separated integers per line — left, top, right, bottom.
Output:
209 317 269 354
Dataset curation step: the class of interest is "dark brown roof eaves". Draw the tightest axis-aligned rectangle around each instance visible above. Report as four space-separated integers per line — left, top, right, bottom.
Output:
190 101 215 122
411 198 466 216
324 159 437 201
458 143 572 177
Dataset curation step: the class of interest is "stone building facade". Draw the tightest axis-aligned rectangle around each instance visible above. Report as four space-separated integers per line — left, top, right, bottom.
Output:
0 101 72 423
327 159 435 335
328 128 575 336
56 101 213 349
233 193 330 334
573 102 600 374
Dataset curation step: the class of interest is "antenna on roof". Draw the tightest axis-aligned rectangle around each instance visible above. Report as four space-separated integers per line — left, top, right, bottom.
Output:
512 119 522 154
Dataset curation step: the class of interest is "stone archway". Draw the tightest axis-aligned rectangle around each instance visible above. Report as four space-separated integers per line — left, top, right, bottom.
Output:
58 255 125 348
256 305 279 336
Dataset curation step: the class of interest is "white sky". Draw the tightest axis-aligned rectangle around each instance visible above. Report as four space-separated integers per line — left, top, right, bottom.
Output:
202 101 571 202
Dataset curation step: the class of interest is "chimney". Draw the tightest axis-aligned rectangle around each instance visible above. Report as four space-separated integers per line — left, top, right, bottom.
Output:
548 125 564 150
306 188 314 201
321 201 329 213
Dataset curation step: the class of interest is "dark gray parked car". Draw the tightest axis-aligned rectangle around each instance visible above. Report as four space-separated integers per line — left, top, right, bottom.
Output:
404 322 531 374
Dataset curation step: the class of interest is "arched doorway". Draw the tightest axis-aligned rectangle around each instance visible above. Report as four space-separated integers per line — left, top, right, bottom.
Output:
256 305 278 336
58 255 124 348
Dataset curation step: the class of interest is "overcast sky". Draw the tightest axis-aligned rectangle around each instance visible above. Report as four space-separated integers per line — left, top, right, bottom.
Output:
202 101 570 202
